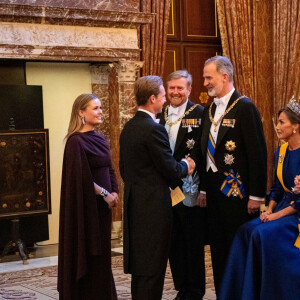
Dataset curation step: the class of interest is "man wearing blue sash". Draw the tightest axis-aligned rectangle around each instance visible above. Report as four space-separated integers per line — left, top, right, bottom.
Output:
191 56 267 296
158 70 205 300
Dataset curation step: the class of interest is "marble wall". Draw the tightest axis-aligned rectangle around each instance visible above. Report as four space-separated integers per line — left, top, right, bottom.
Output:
0 0 140 12
0 1 152 234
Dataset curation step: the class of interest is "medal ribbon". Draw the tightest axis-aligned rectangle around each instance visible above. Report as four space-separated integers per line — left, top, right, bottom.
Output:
220 169 245 199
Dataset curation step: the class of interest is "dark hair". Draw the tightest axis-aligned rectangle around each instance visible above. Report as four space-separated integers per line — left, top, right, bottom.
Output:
278 107 300 124
166 70 192 88
134 76 163 106
205 56 234 82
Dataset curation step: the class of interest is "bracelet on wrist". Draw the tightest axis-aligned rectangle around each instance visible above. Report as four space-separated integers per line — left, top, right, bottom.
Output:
99 187 108 197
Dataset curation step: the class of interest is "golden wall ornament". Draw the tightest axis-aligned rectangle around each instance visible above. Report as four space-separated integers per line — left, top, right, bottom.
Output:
199 92 209 104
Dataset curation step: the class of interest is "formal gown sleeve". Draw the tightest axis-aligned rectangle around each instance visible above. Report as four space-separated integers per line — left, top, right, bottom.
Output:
268 148 284 203
290 194 300 213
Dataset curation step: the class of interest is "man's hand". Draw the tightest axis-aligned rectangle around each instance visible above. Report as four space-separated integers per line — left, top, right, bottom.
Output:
196 193 207 207
247 198 264 214
186 157 196 175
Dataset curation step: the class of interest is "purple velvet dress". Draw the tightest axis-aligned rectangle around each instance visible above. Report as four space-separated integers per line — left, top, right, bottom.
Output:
58 131 118 300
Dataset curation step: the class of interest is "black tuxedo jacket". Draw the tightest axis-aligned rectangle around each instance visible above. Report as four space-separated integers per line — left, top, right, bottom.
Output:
119 111 188 276
158 99 204 188
193 90 267 198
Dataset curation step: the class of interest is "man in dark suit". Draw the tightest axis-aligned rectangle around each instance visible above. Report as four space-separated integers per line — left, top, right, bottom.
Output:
191 56 267 296
158 70 205 300
119 75 194 300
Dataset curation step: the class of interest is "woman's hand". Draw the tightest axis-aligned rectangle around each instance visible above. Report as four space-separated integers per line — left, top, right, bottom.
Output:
294 175 300 192
110 192 119 207
104 192 118 208
260 206 273 221
261 212 281 222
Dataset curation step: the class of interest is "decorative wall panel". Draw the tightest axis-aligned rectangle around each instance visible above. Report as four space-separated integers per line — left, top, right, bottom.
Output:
0 130 50 219
184 45 221 105
182 0 218 41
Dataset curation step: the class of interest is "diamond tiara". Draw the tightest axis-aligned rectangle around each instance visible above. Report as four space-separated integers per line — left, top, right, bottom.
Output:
287 96 300 116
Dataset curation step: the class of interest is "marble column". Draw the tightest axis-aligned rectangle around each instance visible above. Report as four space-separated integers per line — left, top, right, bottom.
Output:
90 64 111 141
108 60 143 239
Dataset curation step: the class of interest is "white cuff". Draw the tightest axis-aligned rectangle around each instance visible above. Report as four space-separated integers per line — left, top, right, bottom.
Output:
249 195 265 201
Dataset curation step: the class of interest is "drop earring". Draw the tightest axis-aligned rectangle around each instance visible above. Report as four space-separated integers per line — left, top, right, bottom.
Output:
293 129 296 134
81 116 85 125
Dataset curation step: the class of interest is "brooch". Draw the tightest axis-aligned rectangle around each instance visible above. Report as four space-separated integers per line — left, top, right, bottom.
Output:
279 154 284 163
225 140 236 151
222 119 236 128
224 153 235 165
186 139 195 150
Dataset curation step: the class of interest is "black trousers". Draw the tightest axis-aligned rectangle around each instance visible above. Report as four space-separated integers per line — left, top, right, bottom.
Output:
169 202 206 299
131 265 167 300
206 170 258 296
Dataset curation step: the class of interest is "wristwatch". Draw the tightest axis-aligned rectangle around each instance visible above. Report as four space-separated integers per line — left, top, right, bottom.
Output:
99 188 108 197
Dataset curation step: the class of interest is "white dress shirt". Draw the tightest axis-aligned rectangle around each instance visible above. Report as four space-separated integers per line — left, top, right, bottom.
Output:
138 108 159 123
206 89 235 172
165 100 188 154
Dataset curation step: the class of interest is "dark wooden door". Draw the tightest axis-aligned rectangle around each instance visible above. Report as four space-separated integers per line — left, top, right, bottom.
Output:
163 0 222 107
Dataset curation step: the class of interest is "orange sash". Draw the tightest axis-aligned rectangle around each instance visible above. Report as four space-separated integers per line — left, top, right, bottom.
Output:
276 143 300 249
276 143 290 192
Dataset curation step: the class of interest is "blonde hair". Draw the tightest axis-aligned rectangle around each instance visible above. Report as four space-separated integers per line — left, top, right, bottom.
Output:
134 76 163 106
65 93 99 140
166 70 192 88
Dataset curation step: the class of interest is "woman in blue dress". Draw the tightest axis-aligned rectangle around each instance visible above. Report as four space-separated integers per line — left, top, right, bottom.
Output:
219 97 300 300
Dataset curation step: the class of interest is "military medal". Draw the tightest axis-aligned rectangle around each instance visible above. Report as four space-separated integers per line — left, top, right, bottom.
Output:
186 139 195 150
225 140 236 151
220 169 245 199
231 182 239 197
224 153 235 165
164 104 199 137
181 118 201 128
209 95 246 132
222 119 236 128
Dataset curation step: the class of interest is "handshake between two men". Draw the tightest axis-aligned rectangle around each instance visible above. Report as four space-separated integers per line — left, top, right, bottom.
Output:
186 156 196 176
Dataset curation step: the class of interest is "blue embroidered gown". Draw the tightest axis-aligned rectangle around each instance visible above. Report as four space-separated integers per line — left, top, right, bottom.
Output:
219 146 300 300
